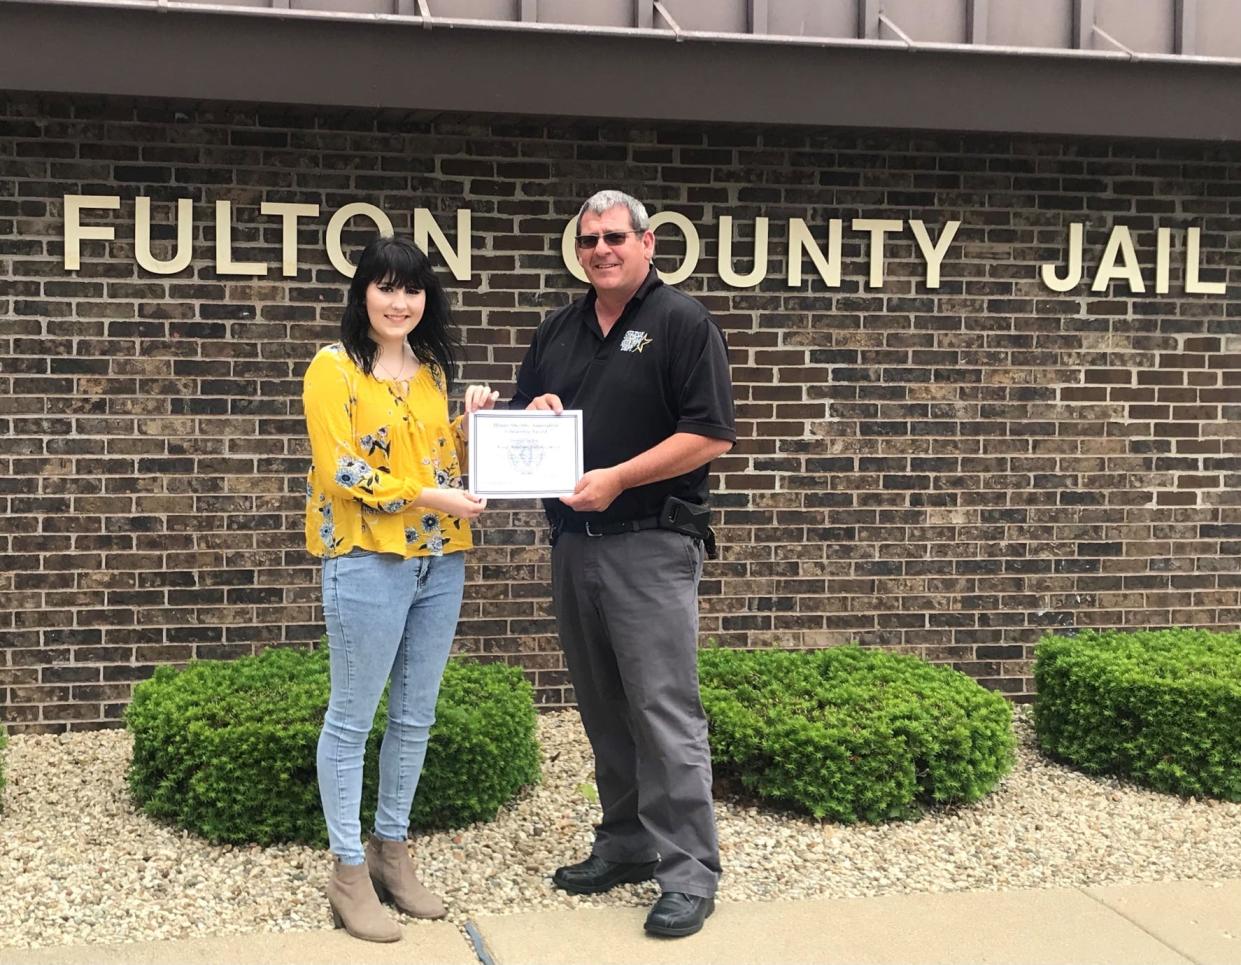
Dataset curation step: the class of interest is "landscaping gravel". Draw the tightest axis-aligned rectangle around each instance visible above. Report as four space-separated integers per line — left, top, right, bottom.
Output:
2 707 1239 950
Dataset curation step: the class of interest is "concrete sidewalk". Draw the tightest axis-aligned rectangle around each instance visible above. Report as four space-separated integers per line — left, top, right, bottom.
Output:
11 878 1239 965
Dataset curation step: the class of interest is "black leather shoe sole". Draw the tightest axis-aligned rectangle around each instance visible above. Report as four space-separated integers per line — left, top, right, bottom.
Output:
644 898 715 938
551 860 658 895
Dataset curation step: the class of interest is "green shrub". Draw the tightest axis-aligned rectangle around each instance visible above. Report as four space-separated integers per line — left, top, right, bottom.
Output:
1034 629 1241 800
126 647 540 845
699 646 1014 823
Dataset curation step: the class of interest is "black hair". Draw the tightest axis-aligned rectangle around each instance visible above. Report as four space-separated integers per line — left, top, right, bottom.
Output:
339 235 460 389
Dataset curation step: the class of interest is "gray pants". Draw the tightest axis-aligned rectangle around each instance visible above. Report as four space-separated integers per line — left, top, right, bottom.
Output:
551 527 721 899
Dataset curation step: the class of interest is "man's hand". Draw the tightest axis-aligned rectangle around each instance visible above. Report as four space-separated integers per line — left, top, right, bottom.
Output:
526 393 564 414
560 467 624 513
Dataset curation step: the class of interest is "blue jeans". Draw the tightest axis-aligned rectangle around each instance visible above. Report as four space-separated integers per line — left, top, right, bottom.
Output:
317 550 465 864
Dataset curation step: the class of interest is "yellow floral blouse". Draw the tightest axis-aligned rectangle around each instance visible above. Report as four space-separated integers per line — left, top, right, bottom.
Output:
302 342 472 559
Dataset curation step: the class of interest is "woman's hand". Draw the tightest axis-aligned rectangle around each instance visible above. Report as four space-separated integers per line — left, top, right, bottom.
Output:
421 488 487 519
464 383 500 414
459 383 500 441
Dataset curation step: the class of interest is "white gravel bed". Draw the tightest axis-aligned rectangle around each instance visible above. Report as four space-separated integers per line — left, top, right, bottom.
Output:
1 707 1238 950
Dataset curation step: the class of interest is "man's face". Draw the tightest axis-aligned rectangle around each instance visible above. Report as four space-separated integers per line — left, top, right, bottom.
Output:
576 205 654 297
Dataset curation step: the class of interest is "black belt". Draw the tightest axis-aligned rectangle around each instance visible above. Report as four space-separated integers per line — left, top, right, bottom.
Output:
554 515 661 537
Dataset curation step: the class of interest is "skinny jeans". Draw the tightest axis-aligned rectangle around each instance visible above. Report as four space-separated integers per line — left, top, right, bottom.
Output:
316 549 464 864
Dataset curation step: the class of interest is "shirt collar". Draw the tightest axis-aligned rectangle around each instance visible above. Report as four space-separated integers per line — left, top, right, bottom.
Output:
632 264 663 301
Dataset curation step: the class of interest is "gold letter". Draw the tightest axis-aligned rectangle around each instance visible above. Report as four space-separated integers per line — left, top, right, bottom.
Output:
561 216 589 284
326 203 394 277
649 211 700 286
788 218 842 288
215 200 267 276
135 197 193 275
717 216 769 288
261 201 319 278
1155 227 1172 295
414 208 471 282
1186 227 1226 294
1041 223 1083 293
909 219 960 290
1091 225 1145 293
852 218 903 289
63 194 120 270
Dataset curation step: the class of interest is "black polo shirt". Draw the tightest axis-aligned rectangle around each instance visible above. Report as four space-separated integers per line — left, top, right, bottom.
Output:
511 267 735 526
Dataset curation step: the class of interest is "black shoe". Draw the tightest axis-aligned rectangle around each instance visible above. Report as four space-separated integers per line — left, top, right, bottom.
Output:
644 891 715 938
551 854 658 895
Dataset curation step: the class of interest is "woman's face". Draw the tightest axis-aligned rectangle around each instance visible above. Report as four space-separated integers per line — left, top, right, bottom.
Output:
365 276 426 345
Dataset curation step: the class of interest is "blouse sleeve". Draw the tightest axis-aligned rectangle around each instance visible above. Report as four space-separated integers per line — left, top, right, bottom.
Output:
303 350 429 512
451 413 468 474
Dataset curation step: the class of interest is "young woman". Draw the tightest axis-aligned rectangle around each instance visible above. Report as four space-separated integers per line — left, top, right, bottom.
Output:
302 235 498 943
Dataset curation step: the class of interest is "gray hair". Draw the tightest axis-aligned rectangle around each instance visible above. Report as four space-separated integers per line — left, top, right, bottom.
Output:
578 190 650 231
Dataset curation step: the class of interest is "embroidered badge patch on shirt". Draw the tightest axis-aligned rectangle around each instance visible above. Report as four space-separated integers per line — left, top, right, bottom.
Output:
620 330 653 353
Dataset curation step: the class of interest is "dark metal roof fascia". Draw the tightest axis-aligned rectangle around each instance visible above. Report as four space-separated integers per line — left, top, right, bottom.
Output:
3 0 1241 141
14 0 1241 67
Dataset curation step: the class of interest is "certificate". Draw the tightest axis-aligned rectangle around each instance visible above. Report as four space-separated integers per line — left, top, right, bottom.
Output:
468 409 584 499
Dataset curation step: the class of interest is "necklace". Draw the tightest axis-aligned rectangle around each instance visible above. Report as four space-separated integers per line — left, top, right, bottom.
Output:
374 349 417 384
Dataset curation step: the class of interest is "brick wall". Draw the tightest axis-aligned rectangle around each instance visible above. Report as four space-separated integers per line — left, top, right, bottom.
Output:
2 96 1239 732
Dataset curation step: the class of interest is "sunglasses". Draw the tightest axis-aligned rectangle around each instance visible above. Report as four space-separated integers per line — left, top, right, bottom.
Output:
575 230 644 249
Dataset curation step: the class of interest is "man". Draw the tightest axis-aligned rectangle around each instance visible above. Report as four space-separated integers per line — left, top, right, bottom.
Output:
510 190 735 938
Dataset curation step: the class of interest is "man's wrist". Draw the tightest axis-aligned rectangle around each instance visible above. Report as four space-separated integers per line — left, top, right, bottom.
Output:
610 463 633 491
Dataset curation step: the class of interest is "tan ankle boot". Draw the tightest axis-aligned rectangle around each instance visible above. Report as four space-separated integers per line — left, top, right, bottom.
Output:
366 834 447 919
326 858 402 943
